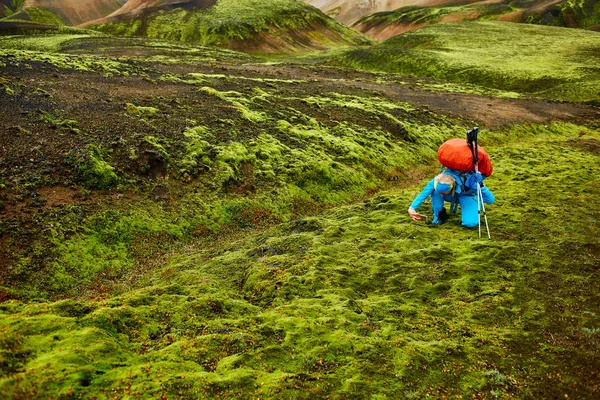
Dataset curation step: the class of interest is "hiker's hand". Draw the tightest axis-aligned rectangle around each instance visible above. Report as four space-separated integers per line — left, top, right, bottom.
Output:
408 207 423 221
466 172 483 189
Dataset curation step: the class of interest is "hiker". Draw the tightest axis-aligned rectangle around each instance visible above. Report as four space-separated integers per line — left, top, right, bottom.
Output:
408 170 494 228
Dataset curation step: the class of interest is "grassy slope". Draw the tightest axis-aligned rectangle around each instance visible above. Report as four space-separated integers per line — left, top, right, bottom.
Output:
329 20 600 102
354 0 600 32
89 0 372 53
0 33 454 301
0 23 599 398
1 123 599 398
1 7 65 25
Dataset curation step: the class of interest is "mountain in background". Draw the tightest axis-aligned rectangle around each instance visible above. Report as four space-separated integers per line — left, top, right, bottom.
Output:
2 0 598 44
0 0 372 54
83 0 372 54
298 0 448 25
1 0 126 25
352 0 600 40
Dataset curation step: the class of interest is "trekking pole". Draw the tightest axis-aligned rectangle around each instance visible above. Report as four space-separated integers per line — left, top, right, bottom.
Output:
467 127 491 239
476 173 482 238
478 183 491 239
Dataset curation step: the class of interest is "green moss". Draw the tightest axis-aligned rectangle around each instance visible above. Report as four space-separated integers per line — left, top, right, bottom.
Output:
78 145 119 189
178 126 213 176
91 0 371 53
143 136 171 163
39 110 80 134
331 21 600 102
8 7 65 25
199 86 268 122
0 123 599 397
357 3 512 27
126 103 160 118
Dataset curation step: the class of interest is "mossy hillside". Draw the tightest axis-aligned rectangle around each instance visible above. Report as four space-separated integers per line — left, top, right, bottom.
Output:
520 0 600 29
1 41 466 300
354 0 600 31
1 7 65 26
1 123 599 398
330 20 600 102
355 2 512 28
0 33 254 66
0 32 519 99
2 105 452 299
0 48 143 76
91 0 372 53
2 0 25 18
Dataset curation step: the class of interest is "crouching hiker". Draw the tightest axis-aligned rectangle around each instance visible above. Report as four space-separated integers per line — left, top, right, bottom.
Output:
407 170 494 228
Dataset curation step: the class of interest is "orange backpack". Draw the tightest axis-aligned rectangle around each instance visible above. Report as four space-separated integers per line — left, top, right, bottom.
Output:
437 138 493 177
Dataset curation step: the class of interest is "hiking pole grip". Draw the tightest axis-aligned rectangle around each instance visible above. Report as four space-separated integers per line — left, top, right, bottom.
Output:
467 127 479 166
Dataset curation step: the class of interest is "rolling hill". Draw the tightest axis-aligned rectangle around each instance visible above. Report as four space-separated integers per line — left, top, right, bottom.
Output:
353 0 600 40
1 0 126 25
329 20 600 102
0 0 372 54
84 0 372 54
298 0 461 25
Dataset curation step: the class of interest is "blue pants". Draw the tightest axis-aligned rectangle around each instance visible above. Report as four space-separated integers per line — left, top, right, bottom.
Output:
432 193 479 228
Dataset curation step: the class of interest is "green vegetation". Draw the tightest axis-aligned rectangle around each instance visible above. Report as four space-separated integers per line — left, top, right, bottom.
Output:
91 0 371 53
330 21 600 102
78 145 119 190
2 0 24 17
526 0 600 29
355 0 600 33
0 10 599 398
39 110 80 134
2 7 64 25
1 123 599 398
357 2 511 27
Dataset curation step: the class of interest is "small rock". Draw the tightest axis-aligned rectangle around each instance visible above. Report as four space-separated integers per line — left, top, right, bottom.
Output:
150 184 170 202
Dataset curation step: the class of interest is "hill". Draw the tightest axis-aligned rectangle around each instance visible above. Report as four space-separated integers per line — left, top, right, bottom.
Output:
354 0 600 40
0 16 599 400
328 20 600 102
1 0 126 26
0 0 372 55
84 0 372 54
298 0 462 25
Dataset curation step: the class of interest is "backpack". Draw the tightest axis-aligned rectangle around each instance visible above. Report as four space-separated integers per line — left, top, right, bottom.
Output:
439 167 477 196
439 167 478 214
437 138 493 177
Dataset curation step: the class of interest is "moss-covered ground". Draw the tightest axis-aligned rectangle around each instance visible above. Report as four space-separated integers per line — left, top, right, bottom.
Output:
331 20 600 102
0 22 599 398
1 122 599 398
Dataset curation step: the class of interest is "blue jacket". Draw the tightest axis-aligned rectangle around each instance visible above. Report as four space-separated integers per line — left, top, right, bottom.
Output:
410 170 494 212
